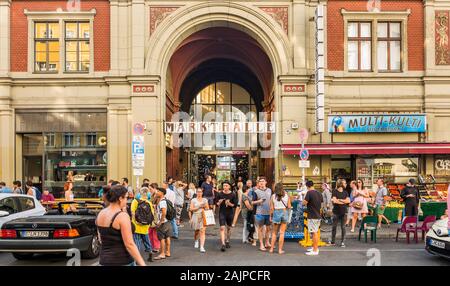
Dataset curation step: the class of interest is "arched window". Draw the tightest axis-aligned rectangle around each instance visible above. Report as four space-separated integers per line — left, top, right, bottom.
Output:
188 82 258 150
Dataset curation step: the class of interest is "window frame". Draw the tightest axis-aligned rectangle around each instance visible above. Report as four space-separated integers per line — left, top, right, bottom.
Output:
25 10 96 75
34 21 60 73
377 21 402 72
341 9 410 76
347 21 373 72
64 21 91 73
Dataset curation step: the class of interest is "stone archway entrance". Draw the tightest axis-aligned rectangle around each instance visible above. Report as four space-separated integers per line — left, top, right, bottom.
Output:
164 27 275 185
133 2 292 184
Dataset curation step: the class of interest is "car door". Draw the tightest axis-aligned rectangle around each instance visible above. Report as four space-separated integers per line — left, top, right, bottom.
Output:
16 197 45 219
0 197 21 227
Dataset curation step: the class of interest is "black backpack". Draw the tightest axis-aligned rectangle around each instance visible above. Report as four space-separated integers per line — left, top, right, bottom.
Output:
163 199 176 221
135 199 154 225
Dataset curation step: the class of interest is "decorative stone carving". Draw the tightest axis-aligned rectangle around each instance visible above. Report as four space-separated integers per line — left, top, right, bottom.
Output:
150 6 180 35
435 11 450 65
258 6 289 35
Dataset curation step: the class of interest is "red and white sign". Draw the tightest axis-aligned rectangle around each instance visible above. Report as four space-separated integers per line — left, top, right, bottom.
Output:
284 84 305 93
299 128 309 142
133 85 155 93
133 123 145 135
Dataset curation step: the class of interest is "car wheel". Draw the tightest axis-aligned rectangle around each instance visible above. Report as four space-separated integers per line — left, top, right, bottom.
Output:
12 253 34 260
81 234 100 259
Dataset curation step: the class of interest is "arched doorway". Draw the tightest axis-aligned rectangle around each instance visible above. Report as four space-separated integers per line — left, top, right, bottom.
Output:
142 2 291 183
164 27 276 185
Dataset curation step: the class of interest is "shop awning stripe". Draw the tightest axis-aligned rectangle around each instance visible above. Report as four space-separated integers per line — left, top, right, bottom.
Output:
280 143 450 155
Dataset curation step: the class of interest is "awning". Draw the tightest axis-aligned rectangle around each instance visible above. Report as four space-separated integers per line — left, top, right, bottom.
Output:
280 143 450 155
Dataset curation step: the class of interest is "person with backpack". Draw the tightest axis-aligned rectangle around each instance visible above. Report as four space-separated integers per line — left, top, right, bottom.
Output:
26 180 42 200
154 188 175 260
131 187 154 262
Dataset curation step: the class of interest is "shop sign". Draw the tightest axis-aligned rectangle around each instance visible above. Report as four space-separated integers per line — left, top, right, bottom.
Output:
328 114 426 133
435 159 450 175
164 121 275 134
299 160 310 168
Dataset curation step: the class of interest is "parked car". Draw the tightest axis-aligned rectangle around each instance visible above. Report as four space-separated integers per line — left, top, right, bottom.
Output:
0 201 103 260
0 194 46 229
425 218 450 260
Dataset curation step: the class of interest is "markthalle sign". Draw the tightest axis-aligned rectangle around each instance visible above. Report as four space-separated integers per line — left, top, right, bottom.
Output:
328 114 426 133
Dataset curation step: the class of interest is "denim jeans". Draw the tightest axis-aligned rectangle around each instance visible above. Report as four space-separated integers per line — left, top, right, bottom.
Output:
133 233 152 252
171 219 179 238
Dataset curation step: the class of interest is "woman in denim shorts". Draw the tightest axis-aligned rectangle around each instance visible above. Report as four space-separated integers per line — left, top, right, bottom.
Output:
269 183 292 254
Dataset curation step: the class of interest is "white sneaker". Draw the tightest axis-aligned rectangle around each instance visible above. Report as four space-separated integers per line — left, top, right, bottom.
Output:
194 240 199 249
306 247 314 252
306 250 319 256
200 247 206 253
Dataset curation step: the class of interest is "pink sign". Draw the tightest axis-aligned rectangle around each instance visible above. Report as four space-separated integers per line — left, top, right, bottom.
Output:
447 185 450 229
299 128 308 142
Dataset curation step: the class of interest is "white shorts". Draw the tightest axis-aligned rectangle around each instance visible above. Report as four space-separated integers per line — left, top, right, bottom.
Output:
308 219 321 233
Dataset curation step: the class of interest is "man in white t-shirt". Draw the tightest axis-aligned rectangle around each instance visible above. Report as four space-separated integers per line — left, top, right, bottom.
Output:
163 181 178 239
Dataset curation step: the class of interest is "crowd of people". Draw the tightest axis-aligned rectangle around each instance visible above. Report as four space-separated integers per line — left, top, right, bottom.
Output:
1 174 448 265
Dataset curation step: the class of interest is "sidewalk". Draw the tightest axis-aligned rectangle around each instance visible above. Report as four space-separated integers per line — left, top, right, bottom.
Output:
177 219 409 242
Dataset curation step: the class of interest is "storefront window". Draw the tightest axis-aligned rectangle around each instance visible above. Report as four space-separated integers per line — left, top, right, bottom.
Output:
356 156 418 189
44 132 107 198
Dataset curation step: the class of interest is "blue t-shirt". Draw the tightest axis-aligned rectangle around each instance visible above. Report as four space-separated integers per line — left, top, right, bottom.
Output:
0 187 12 193
201 182 214 198
255 188 272 216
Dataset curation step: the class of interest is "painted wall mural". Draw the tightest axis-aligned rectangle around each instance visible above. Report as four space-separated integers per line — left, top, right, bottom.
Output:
150 6 180 35
435 11 450 65
258 6 289 35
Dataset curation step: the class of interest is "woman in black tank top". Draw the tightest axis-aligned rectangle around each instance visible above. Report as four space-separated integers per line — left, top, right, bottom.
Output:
96 185 145 266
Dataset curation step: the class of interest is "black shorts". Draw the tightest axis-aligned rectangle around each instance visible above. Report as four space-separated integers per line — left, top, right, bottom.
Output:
156 221 172 240
219 211 234 227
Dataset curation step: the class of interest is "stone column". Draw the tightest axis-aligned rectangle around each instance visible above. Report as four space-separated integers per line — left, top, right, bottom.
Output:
0 99 14 182
0 0 10 76
130 81 165 186
130 0 145 75
292 0 307 71
107 105 132 181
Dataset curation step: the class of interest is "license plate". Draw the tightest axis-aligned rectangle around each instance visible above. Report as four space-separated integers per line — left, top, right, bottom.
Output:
430 239 445 249
21 231 49 238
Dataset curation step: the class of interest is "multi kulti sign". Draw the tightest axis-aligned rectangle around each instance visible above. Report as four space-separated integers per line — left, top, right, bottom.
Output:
328 114 426 133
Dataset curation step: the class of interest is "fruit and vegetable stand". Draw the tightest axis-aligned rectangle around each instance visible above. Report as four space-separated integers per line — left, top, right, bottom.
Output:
382 201 447 223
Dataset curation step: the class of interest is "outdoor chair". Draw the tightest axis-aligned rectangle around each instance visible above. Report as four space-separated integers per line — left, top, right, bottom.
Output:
358 216 378 243
396 216 418 244
417 215 436 241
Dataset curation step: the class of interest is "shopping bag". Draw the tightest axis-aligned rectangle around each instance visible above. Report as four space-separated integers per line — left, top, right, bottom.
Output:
202 209 216 226
287 208 293 224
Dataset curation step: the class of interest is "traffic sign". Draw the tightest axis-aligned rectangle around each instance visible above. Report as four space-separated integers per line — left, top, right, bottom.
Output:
299 128 309 142
300 148 309 161
133 123 145 135
133 169 143 176
299 160 310 168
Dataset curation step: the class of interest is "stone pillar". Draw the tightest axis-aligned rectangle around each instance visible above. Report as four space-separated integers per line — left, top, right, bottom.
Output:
0 101 14 182
129 81 165 186
110 0 131 76
130 0 145 75
292 0 307 71
0 0 10 76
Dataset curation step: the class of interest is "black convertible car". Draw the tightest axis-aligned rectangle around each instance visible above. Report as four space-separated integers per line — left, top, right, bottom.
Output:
0 201 103 260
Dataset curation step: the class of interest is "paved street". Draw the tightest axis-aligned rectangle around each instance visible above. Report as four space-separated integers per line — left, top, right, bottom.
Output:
1 222 449 266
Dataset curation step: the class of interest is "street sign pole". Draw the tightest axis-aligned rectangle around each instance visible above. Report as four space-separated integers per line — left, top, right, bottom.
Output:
299 128 309 186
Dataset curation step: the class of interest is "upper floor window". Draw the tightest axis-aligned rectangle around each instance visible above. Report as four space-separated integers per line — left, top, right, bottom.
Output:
377 22 401 71
347 22 372 71
34 22 60 72
65 22 90 72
